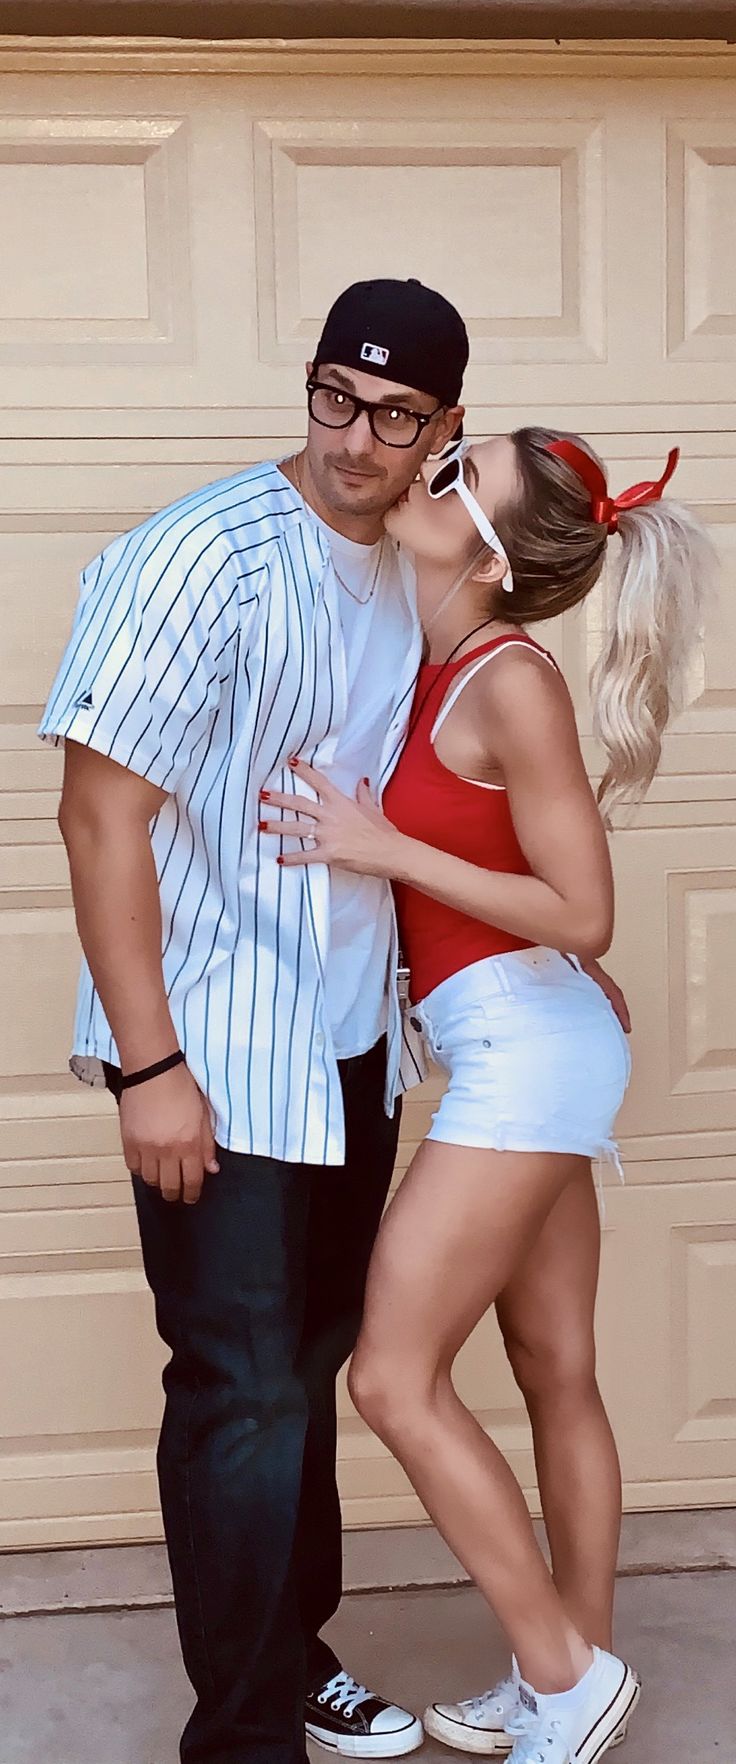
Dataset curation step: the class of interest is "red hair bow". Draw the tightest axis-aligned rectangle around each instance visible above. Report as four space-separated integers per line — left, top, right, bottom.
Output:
546 440 680 535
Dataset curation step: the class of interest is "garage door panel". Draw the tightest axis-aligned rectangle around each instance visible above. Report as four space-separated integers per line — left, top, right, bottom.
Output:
0 114 193 361
0 1082 118 1160
0 739 63 822
0 903 81 1076
254 114 605 369
670 1221 736 1447
0 1264 164 1545
597 1182 736 1485
0 79 254 411
666 118 736 363
0 1269 158 1444
667 867 736 1099
608 825 736 1138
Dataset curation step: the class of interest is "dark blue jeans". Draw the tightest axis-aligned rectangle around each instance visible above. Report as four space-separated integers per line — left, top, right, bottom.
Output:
105 1038 400 1764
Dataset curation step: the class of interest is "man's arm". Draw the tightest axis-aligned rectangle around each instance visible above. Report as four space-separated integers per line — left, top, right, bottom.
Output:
59 741 219 1204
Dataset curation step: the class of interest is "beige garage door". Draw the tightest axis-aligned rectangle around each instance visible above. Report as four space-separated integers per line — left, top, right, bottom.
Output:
1 37 735 1546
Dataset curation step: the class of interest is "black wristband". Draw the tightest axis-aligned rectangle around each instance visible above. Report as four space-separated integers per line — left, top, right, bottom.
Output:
120 1050 186 1091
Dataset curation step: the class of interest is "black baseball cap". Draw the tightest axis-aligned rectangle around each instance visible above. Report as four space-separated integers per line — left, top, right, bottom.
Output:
313 278 469 410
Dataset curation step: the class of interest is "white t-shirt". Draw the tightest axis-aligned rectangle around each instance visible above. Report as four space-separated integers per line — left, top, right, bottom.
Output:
308 510 407 1060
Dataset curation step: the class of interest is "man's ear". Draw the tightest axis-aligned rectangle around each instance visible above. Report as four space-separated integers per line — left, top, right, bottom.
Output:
306 359 314 377
429 403 465 455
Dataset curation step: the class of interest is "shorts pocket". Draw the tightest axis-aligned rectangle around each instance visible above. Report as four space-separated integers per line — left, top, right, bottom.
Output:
429 1003 501 1056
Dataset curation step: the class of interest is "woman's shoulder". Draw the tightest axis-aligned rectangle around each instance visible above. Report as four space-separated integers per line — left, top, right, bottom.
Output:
469 632 575 744
466 631 567 697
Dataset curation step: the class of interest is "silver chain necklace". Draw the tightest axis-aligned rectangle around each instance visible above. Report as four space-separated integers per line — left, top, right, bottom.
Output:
293 454 384 606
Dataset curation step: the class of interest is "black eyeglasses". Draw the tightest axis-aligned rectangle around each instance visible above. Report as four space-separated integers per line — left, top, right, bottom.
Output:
306 377 444 450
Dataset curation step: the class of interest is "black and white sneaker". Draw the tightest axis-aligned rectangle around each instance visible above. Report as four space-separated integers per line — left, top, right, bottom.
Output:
306 1670 424 1758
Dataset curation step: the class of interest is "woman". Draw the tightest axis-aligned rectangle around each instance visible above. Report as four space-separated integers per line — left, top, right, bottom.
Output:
259 430 715 1764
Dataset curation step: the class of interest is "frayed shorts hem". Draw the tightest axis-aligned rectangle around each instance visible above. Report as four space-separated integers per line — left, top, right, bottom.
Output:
425 1126 614 1161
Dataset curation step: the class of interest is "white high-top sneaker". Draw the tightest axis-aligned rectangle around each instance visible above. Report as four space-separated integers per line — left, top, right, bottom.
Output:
505 1648 640 1764
424 1658 636 1757
424 1667 520 1754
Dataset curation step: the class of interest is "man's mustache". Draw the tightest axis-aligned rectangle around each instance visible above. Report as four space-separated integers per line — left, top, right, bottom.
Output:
326 455 388 480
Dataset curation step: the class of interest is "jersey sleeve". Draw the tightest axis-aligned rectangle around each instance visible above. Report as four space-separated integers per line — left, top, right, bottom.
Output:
38 513 259 792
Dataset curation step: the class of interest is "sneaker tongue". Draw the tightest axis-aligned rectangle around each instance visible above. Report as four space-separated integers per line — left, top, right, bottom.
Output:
517 1681 539 1717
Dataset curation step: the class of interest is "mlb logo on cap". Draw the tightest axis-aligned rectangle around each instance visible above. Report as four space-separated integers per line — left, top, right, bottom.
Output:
361 342 390 367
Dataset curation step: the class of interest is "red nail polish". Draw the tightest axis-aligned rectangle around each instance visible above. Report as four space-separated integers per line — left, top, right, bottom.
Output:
276 855 284 865
363 776 370 786
257 819 268 831
259 789 271 801
287 755 299 769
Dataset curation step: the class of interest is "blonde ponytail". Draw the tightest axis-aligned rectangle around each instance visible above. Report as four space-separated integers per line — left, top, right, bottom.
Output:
591 500 718 820
485 428 718 819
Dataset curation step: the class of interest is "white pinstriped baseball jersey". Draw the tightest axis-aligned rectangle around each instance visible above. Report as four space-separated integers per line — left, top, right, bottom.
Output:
40 460 429 1162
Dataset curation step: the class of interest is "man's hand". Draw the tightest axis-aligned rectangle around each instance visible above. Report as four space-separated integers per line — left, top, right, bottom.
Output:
582 958 632 1034
120 1064 220 1205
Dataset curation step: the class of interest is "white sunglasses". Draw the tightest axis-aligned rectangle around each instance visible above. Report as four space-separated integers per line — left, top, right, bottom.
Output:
427 448 514 594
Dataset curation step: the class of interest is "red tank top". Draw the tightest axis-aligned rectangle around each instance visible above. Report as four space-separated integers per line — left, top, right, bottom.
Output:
383 634 558 1005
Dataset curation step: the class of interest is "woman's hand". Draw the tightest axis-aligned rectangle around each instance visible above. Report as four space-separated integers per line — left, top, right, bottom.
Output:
259 758 403 877
580 959 632 1033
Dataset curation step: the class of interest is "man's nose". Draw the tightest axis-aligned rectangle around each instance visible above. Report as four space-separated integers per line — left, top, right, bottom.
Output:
343 411 375 455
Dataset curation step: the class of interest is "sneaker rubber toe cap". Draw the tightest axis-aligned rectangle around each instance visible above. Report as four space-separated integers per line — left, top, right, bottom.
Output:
370 1707 421 1736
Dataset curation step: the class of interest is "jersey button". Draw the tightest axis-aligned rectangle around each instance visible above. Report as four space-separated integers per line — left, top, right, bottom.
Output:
409 1016 422 1031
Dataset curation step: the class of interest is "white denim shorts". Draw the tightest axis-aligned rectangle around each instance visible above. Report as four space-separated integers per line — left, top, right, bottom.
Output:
410 948 631 1174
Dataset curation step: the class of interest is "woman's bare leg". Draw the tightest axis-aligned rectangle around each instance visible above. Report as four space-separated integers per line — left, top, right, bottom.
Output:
497 1167 621 1650
348 1138 594 1694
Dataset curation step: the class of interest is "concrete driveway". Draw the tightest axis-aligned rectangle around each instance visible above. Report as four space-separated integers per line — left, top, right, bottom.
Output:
0 1568 732 1762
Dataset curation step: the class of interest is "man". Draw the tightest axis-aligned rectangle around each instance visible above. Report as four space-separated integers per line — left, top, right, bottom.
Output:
40 278 468 1764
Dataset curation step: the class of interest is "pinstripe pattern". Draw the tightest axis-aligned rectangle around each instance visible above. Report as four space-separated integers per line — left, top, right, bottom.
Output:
40 461 428 1162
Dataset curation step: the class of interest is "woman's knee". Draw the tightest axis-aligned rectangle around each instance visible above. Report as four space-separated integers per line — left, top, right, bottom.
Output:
348 1347 397 1435
348 1345 430 1445
503 1325 597 1407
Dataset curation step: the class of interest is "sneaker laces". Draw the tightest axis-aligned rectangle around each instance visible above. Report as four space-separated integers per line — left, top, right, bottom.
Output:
318 1671 374 1720
507 1707 565 1763
469 1675 516 1719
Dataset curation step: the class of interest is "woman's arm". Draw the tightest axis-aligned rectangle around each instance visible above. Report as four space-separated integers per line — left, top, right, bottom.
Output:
261 650 614 962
